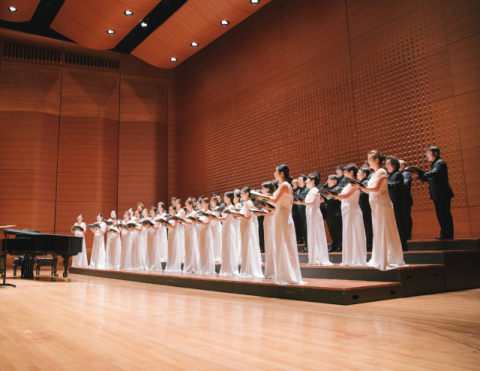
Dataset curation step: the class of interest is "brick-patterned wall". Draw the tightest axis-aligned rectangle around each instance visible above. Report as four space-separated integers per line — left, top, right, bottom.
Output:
168 0 480 239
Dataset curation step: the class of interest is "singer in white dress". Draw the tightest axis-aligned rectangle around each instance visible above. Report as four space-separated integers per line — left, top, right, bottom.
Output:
354 151 407 271
329 164 367 266
217 192 239 276
257 165 305 285
295 173 332 266
182 200 201 273
71 214 88 268
105 210 121 269
131 210 146 270
209 197 223 263
175 199 186 264
145 207 162 271
235 188 264 278
233 191 243 264
156 203 169 263
252 182 277 278
195 198 216 274
120 212 133 269
165 206 183 272
89 214 106 269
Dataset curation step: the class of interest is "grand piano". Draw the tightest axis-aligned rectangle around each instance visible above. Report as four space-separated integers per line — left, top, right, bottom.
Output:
1 229 83 281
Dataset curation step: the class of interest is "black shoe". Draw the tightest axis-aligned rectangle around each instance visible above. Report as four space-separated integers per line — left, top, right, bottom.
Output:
435 236 448 240
334 248 342 253
303 246 308 253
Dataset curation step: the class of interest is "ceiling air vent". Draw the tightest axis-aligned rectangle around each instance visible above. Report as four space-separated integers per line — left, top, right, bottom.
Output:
65 51 120 71
2 41 61 64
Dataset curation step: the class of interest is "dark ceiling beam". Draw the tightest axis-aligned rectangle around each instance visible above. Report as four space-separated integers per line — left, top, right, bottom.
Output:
0 0 72 42
112 0 189 54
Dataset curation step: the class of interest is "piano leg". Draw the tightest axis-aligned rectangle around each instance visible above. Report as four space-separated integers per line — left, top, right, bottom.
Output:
21 254 35 279
62 255 71 282
53 255 59 277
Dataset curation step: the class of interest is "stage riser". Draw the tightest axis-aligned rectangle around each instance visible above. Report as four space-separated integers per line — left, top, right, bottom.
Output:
69 268 400 305
300 266 446 297
297 239 480 253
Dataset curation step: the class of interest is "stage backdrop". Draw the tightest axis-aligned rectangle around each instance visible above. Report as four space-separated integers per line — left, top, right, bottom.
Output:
0 29 168 267
168 0 480 240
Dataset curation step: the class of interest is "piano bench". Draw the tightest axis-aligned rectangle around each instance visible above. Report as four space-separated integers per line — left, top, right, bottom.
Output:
35 258 56 276
12 256 23 277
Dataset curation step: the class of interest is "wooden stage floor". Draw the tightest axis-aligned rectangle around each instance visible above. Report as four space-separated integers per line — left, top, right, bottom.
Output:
0 271 479 370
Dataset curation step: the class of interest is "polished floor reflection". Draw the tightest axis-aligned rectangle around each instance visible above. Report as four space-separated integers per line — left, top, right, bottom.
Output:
1 271 479 370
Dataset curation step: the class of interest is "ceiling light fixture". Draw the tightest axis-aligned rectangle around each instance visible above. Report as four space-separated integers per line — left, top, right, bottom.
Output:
107 29 115 35
8 6 17 12
250 0 260 4
191 42 199 47
124 10 133 16
141 22 147 27
220 20 229 26
170 57 177 62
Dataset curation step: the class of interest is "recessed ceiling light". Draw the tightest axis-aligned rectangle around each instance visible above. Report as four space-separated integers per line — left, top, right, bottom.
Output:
220 20 229 26
8 6 17 12
250 0 260 4
191 42 199 47
170 57 177 62
141 22 147 27
124 10 133 16
107 30 115 35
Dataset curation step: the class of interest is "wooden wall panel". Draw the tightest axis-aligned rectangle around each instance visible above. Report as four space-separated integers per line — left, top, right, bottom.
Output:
443 0 480 44
0 0 41 23
455 90 480 151
118 75 168 211
167 0 480 237
55 69 119 236
461 147 480 207
448 33 480 96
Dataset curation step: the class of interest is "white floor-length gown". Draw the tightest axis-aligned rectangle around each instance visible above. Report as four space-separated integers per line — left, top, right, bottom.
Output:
368 169 407 271
89 222 106 269
306 187 332 266
131 225 146 270
145 222 162 271
234 207 242 264
106 230 121 269
183 217 200 273
157 218 168 263
197 215 216 274
165 222 182 272
239 201 264 278
176 209 186 263
120 228 132 269
72 222 88 267
211 212 223 263
274 182 305 285
263 211 277 278
219 210 238 276
340 186 367 266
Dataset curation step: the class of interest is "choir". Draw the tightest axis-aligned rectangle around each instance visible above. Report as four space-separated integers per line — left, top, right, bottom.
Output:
71 147 455 283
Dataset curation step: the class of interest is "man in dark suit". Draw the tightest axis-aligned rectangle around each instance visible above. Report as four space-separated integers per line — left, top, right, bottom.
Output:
336 165 347 187
386 156 408 251
324 175 343 252
357 167 373 251
413 146 455 239
217 194 227 208
400 160 413 240
297 175 309 252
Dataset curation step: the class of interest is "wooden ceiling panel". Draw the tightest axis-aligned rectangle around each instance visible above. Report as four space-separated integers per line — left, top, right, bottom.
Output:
132 0 271 68
0 0 41 23
50 0 162 50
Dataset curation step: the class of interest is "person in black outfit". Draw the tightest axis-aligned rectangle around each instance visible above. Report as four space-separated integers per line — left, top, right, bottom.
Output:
400 160 413 240
297 175 309 252
292 179 302 244
216 194 227 208
386 156 408 251
362 160 373 180
357 167 373 251
336 165 347 187
412 146 455 239
323 175 343 252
